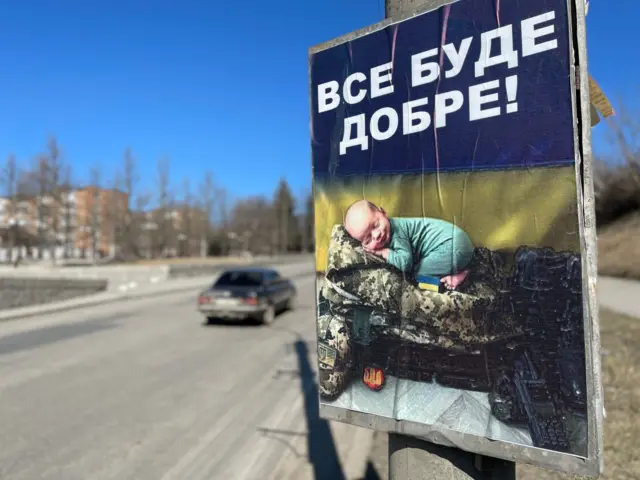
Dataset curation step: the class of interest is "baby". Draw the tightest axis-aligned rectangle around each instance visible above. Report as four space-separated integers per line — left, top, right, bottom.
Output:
343 199 474 290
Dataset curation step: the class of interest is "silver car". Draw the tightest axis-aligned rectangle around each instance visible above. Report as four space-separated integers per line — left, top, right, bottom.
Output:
197 267 297 325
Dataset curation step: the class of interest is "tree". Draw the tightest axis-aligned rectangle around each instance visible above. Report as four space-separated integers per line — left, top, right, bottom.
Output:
179 177 194 257
198 171 216 257
28 153 51 259
303 192 315 253
62 165 74 259
153 156 173 257
1 154 18 200
1 154 18 254
273 178 297 253
135 190 153 258
120 147 140 258
593 97 640 227
228 196 276 254
104 171 124 259
46 137 65 261
215 185 230 254
88 164 102 262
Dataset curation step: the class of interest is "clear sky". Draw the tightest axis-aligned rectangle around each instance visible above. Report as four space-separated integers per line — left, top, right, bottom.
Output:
0 0 635 208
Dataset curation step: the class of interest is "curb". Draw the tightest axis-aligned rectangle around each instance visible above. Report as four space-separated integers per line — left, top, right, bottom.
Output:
0 280 206 323
0 261 316 323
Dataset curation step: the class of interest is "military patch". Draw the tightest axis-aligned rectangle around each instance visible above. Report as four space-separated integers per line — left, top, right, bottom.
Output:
363 366 385 391
318 341 337 369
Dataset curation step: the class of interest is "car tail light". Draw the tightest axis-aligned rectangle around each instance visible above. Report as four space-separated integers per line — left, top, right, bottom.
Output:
198 296 210 304
243 292 259 305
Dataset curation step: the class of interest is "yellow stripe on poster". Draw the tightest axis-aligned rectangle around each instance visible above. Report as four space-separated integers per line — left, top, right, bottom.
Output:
418 283 440 292
313 166 580 273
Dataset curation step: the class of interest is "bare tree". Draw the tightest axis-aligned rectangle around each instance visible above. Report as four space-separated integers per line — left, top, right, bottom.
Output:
46 137 64 262
1 154 18 256
105 172 124 260
135 190 153 258
180 177 193 257
198 171 216 257
297 187 313 254
215 186 231 255
153 156 172 257
121 147 139 258
123 147 139 253
89 164 102 263
62 165 74 259
1 155 18 200
29 154 50 259
227 196 276 255
273 178 295 253
594 97 640 227
216 185 229 231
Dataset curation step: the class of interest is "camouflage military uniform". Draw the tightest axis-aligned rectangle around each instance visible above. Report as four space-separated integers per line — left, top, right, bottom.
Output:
317 225 523 400
317 312 352 401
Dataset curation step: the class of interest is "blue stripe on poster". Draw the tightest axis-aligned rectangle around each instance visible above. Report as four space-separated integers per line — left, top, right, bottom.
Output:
310 0 575 178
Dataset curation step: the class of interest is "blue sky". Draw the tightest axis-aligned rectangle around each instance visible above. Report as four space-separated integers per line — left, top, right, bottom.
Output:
0 0 635 209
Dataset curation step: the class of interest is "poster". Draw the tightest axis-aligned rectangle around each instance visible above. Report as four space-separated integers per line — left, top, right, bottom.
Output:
310 0 599 471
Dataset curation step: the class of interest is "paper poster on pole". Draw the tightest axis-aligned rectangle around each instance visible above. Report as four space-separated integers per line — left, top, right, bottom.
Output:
309 0 603 476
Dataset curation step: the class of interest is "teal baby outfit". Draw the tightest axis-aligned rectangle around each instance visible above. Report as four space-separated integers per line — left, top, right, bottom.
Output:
386 217 474 279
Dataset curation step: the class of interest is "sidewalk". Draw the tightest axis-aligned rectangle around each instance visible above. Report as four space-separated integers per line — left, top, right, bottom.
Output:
597 276 640 318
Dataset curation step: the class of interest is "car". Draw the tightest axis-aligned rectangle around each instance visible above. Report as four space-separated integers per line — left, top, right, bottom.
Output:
197 266 297 325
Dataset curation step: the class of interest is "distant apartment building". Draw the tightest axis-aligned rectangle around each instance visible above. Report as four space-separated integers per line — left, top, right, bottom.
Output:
67 186 129 257
0 186 128 261
134 204 209 259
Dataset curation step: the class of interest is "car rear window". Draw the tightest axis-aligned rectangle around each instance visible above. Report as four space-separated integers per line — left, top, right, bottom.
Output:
215 271 264 287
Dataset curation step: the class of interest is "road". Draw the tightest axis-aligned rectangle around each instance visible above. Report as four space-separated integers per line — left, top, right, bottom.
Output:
597 276 640 318
1 264 635 480
0 260 371 480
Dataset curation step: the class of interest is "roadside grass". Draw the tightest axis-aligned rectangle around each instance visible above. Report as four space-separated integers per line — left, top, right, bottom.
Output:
598 212 640 280
132 256 250 265
365 308 640 480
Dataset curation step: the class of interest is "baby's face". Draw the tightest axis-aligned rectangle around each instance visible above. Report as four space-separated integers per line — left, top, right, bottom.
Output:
346 205 390 251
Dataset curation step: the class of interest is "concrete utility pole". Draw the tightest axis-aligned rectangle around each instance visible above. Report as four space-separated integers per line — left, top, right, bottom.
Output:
385 0 517 478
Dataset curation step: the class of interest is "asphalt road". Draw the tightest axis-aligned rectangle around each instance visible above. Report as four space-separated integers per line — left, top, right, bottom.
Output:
3 263 632 480
0 261 370 480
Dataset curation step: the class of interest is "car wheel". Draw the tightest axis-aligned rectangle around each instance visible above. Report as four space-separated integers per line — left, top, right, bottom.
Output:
261 305 275 325
286 293 296 311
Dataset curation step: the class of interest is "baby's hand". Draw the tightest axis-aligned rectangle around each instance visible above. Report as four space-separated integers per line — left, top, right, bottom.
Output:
364 246 390 260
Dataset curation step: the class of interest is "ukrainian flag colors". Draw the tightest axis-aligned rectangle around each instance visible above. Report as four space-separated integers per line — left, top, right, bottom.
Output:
313 166 580 273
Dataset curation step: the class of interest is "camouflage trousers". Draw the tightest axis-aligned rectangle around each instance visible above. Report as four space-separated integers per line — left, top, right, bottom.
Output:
317 312 352 401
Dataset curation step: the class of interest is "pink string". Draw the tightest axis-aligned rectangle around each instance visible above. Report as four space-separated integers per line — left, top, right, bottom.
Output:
391 25 398 72
433 5 451 178
496 0 501 26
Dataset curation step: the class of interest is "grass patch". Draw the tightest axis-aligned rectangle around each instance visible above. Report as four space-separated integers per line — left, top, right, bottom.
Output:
131 256 250 265
598 212 640 279
517 308 640 479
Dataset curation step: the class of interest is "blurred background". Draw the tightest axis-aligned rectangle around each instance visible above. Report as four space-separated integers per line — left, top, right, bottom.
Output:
0 1 635 269
0 1 637 479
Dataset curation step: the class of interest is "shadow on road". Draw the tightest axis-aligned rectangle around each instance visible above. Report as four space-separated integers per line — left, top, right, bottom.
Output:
361 461 383 480
202 317 263 327
201 300 314 329
256 321 383 478
0 313 126 357
294 338 347 480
